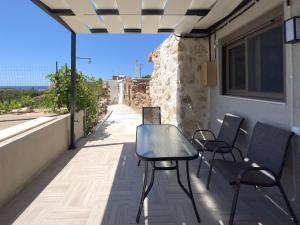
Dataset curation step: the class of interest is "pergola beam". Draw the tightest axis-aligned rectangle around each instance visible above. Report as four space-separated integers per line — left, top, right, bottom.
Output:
31 0 74 32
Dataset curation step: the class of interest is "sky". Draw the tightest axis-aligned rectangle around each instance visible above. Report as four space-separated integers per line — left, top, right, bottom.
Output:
0 1 168 86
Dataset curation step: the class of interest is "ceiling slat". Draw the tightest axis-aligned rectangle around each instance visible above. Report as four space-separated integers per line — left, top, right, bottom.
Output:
102 16 124 33
175 16 200 33
189 0 217 9
194 0 242 29
78 15 105 28
92 0 118 9
38 0 237 34
142 16 161 33
142 0 166 9
159 16 183 29
116 0 141 15
40 0 69 9
121 16 141 28
64 0 95 15
164 0 192 15
61 16 90 33
52 9 75 16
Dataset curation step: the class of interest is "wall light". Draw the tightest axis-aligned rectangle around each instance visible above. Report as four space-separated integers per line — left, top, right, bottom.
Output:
284 16 300 43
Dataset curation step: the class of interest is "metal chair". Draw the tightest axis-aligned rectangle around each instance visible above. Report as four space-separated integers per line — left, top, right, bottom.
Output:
138 107 161 166
191 114 244 177
206 122 298 225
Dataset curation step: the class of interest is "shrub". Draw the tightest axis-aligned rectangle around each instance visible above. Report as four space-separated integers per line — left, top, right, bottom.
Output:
20 96 34 108
45 66 105 133
0 88 42 102
0 100 22 114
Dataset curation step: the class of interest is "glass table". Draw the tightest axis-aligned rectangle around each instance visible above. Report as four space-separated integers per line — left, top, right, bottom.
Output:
135 124 201 223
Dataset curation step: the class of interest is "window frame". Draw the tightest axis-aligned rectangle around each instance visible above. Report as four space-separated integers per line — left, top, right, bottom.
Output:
221 20 286 102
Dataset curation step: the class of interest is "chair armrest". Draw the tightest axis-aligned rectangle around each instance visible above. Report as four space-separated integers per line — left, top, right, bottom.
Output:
237 166 277 182
192 129 216 140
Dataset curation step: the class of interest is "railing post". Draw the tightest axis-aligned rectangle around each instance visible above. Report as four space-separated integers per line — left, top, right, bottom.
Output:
69 31 76 149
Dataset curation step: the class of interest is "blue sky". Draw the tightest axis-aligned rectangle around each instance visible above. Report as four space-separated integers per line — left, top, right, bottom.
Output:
0 1 168 86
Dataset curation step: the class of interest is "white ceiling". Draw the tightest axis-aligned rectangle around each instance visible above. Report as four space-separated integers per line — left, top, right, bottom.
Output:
39 0 244 34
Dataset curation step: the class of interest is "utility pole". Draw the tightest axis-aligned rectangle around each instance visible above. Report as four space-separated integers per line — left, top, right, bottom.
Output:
139 64 143 78
135 60 139 79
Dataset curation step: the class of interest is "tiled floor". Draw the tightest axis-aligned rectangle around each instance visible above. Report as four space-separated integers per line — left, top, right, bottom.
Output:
0 105 297 225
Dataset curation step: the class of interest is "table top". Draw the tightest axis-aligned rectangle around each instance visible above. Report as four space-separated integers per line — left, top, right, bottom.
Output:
136 124 199 161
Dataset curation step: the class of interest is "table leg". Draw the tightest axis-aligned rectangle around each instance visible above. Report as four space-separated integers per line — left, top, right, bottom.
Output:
145 162 155 197
136 162 155 223
176 160 201 223
136 161 148 223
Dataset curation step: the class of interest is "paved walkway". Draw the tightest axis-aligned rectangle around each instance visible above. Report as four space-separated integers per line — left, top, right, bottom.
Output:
0 105 294 225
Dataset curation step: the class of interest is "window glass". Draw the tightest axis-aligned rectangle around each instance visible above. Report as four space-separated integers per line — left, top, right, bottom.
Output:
222 23 284 101
248 26 283 93
229 44 246 90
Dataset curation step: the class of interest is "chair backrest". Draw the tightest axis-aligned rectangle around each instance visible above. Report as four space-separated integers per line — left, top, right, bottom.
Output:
142 107 161 124
217 114 244 147
247 122 293 179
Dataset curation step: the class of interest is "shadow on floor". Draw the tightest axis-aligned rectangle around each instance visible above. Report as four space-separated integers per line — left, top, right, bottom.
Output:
98 142 207 225
98 143 296 225
87 120 115 142
0 128 295 224
0 145 81 225
0 114 123 225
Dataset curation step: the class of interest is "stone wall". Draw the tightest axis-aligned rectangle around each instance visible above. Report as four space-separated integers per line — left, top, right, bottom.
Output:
149 34 209 136
149 35 179 125
177 37 209 136
124 78 151 112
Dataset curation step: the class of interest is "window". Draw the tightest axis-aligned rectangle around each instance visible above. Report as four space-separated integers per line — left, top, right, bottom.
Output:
228 43 246 90
222 22 284 101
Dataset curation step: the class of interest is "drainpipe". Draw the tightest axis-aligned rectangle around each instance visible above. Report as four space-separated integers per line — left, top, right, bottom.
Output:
69 31 76 149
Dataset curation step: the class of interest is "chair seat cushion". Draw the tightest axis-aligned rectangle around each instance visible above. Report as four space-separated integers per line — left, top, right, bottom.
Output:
191 139 231 153
211 159 276 186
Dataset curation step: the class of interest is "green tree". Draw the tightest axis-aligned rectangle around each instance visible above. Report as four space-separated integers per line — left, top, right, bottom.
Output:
141 74 151 79
45 66 105 133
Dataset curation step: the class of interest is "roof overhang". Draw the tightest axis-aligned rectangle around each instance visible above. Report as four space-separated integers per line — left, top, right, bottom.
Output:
32 0 252 35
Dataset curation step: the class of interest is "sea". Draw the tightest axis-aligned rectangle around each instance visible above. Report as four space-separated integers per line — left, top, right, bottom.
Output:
0 86 49 91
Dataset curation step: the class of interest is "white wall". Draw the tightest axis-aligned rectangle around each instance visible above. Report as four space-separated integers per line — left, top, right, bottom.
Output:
118 82 124 104
208 0 300 210
105 80 121 104
0 112 85 207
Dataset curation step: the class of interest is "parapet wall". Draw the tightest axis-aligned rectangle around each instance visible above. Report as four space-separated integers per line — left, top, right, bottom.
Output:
0 111 85 207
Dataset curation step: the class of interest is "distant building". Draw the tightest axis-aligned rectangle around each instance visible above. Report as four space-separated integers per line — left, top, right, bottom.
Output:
104 75 132 104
